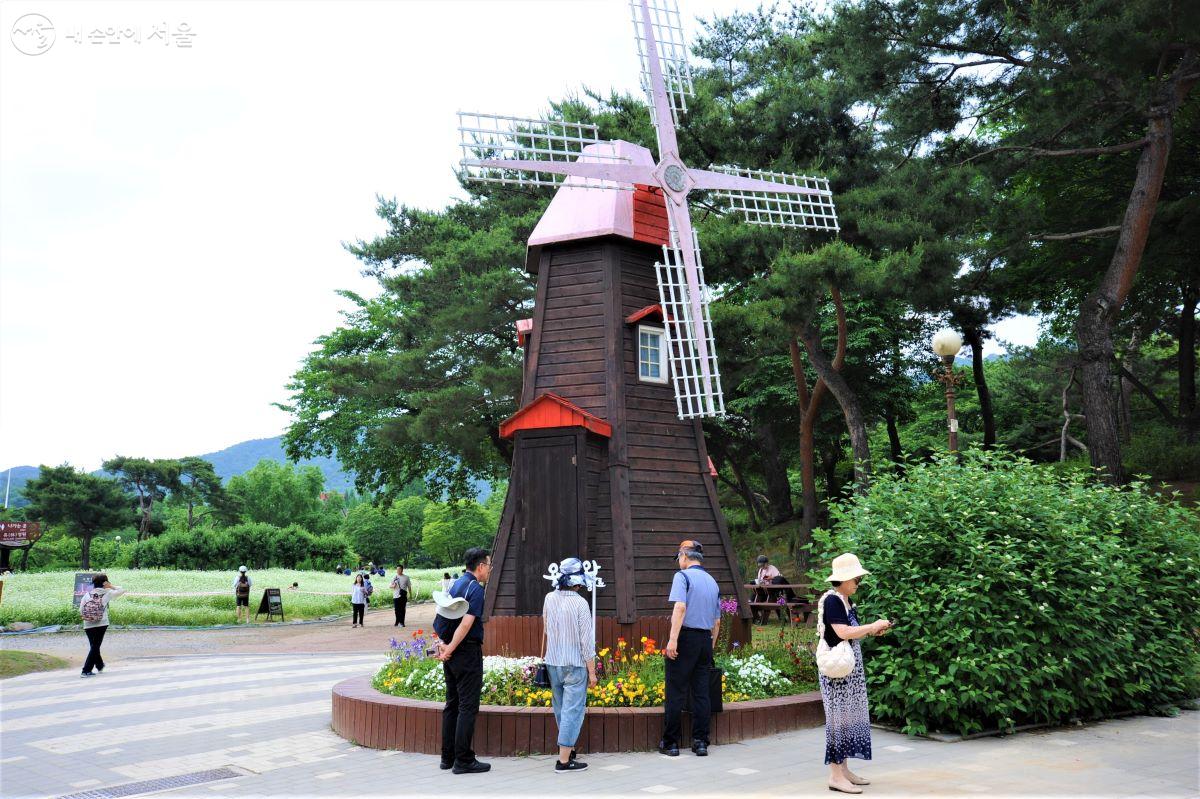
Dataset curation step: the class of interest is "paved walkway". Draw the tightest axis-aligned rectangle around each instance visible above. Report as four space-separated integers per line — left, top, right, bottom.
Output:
1 653 1196 799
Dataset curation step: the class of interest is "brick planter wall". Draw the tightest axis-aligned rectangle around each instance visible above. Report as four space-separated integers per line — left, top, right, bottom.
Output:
332 676 823 755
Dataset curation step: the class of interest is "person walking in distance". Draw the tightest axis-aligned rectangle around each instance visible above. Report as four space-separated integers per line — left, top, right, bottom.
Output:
433 548 492 774
233 565 252 624
391 565 412 627
659 540 721 757
79 573 125 677
350 573 367 628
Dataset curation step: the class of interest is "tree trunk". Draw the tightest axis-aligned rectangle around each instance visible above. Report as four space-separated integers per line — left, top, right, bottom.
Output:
19 545 31 570
789 336 838 569
755 423 794 524
1179 280 1198 443
963 326 996 449
721 451 764 532
822 438 843 502
1074 52 1196 484
187 500 196 532
797 287 872 491
1118 328 1140 443
884 408 903 462
81 534 92 570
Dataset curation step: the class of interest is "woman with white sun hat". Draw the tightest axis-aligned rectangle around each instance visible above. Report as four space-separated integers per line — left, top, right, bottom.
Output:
818 553 892 794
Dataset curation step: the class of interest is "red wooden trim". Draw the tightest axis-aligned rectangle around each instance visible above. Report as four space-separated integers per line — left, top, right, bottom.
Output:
707 456 717 477
624 304 665 325
632 185 670 246
515 318 533 347
499 392 613 439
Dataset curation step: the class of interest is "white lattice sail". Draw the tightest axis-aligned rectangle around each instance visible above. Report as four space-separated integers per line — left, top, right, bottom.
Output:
708 165 840 232
458 112 630 190
654 231 724 419
630 0 694 127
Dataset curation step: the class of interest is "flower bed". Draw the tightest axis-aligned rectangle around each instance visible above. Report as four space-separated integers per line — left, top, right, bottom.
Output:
374 624 816 707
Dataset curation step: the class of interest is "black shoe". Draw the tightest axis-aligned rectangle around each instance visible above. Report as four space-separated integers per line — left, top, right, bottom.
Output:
570 749 577 762
691 740 709 756
80 672 95 678
658 741 679 757
452 760 491 774
439 759 453 770
555 760 588 773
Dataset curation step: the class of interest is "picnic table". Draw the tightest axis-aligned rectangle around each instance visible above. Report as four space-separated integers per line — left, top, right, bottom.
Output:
743 583 817 627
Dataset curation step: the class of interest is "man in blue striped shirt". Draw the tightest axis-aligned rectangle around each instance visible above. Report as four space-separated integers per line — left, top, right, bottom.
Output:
660 540 721 758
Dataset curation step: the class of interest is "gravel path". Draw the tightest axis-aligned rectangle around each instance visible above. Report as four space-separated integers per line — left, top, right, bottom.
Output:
0 601 439 668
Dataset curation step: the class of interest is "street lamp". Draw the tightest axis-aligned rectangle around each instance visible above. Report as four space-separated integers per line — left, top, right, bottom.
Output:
931 329 965 453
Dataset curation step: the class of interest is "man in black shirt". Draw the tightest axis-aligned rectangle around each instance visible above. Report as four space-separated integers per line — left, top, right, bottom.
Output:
433 547 492 774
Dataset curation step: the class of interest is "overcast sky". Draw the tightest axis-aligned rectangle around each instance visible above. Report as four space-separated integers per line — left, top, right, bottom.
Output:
1 0 1038 473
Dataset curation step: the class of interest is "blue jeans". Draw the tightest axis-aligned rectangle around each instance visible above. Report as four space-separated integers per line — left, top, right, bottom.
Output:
547 664 588 748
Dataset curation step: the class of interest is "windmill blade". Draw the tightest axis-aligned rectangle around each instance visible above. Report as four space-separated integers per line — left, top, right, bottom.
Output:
458 112 631 190
705 165 840 232
630 0 694 127
655 228 725 419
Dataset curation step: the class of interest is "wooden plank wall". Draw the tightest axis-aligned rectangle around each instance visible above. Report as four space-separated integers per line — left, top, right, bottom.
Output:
616 245 741 615
532 243 608 416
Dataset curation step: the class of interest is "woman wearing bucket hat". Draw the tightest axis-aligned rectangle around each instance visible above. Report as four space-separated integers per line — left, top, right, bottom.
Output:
541 557 598 773
819 553 892 794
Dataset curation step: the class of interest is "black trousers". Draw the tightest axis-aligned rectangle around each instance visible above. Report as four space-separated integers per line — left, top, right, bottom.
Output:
83 625 107 674
662 628 713 746
441 643 483 766
351 602 365 625
393 592 407 625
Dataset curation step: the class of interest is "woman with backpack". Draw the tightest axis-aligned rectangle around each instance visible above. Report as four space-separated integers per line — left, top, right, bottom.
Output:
350 573 368 627
233 566 253 623
80 573 125 677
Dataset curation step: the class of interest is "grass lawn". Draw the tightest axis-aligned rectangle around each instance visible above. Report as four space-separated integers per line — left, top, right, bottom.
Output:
0 650 70 678
0 568 450 628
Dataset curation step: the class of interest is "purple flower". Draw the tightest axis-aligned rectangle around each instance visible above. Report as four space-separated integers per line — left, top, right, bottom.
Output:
719 597 739 614
732 641 741 649
776 596 787 605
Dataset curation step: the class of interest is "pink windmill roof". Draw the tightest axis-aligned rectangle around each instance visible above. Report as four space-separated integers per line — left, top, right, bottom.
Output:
525 140 669 272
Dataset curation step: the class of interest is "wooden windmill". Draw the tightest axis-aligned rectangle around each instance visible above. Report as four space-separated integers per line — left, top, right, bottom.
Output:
457 0 840 652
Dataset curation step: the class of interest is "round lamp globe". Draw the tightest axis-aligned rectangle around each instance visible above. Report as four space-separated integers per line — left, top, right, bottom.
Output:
932 329 963 358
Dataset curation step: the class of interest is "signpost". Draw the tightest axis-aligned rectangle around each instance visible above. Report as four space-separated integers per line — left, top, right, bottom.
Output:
0 522 42 571
255 588 284 622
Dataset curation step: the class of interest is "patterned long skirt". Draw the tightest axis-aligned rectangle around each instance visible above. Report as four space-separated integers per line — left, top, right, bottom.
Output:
819 633 872 764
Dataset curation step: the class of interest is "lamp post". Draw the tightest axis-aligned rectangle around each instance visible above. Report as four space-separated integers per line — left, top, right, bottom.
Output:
931 329 965 454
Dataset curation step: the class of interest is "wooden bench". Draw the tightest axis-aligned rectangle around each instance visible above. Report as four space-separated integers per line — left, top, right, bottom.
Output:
744 583 816 627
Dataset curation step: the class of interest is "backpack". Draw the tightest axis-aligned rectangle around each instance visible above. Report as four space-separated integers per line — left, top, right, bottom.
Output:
364 581 374 597
80 590 106 623
236 577 250 599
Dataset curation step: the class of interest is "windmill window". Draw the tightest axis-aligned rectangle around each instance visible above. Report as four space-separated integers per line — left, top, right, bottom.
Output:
638 325 667 384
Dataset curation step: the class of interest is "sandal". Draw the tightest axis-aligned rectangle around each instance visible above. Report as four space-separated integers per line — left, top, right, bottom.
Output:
828 783 863 794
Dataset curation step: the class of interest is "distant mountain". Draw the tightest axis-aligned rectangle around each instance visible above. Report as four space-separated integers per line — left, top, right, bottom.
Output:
195 436 356 492
2 465 40 509
3 435 490 507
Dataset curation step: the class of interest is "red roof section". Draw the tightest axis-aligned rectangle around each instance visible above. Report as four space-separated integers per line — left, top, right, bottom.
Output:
515 318 533 347
632 185 670 246
625 304 665 325
499 392 613 440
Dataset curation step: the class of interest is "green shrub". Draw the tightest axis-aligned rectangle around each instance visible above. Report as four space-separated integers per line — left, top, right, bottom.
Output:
810 450 1200 736
1124 423 1200 480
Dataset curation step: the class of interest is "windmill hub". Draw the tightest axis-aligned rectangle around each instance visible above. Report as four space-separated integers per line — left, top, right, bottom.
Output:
663 164 688 193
